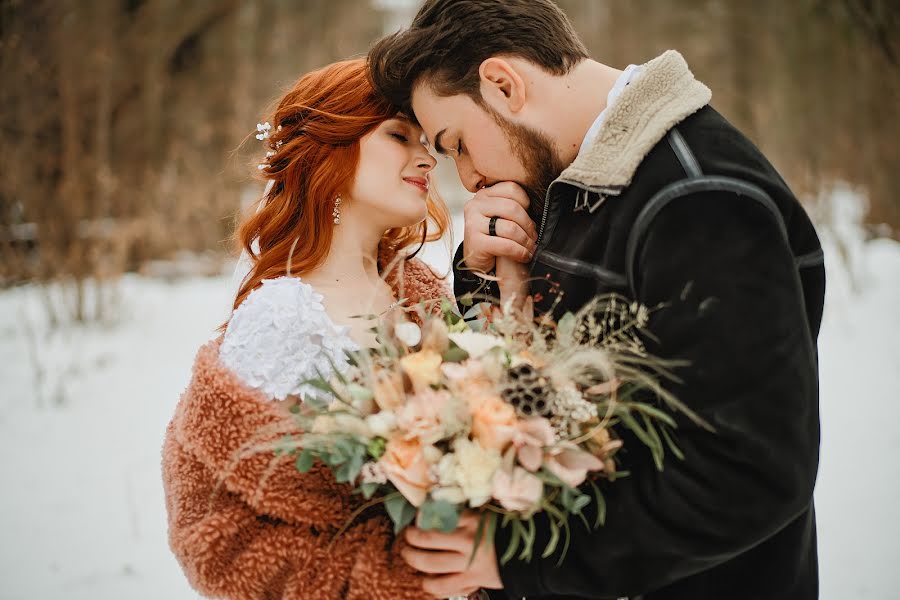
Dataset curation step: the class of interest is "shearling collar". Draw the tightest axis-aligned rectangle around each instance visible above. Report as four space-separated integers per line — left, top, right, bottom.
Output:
558 50 712 194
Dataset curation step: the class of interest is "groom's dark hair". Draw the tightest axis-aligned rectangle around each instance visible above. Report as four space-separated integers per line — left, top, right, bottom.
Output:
368 0 588 115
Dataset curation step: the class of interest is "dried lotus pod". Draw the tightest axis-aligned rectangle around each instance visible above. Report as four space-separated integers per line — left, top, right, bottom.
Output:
501 363 552 417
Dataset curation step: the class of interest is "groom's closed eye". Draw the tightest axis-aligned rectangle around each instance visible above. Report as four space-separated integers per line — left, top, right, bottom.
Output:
433 128 449 155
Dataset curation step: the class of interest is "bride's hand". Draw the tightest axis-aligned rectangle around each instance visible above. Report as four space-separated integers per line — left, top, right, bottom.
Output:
495 255 530 311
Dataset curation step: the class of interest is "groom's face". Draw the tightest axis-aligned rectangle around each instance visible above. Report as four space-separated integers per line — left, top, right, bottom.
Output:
412 84 563 208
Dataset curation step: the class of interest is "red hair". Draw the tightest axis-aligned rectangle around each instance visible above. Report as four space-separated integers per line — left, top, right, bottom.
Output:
231 58 450 314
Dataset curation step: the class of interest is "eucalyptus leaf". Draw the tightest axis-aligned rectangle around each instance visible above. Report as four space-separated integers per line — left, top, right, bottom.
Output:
384 494 416 535
335 448 365 483
295 449 315 473
571 494 591 515
322 450 343 467
360 482 380 499
417 500 459 533
332 437 354 461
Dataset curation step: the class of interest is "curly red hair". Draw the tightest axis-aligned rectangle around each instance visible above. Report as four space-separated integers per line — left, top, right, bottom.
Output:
232 58 449 314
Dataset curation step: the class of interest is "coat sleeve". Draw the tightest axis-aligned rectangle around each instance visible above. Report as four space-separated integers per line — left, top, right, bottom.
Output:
452 242 499 310
162 342 427 599
492 191 821 598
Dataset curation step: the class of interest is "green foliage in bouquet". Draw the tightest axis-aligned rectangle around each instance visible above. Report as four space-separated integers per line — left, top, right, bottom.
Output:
278 292 708 566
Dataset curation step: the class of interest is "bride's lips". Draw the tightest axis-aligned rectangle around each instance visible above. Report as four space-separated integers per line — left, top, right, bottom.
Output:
403 177 428 193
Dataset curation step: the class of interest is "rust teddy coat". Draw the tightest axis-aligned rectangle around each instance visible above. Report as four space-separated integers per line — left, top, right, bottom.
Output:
162 253 450 599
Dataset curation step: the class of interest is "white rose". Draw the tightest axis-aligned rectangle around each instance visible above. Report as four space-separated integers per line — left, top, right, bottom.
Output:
436 452 459 487
422 444 444 465
431 486 466 505
365 411 398 438
451 438 501 507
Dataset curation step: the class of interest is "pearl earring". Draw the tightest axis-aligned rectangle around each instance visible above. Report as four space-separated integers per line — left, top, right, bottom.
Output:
333 195 342 225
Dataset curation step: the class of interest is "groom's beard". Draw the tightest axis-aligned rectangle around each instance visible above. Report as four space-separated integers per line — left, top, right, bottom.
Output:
485 105 566 222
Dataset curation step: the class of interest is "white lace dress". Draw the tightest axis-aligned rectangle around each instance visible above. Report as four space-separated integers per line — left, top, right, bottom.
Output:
220 277 359 401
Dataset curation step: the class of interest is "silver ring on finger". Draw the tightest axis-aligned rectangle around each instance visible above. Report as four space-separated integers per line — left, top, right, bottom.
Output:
488 215 499 237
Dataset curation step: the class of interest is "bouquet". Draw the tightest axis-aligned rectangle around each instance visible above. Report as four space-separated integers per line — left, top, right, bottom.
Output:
277 295 701 565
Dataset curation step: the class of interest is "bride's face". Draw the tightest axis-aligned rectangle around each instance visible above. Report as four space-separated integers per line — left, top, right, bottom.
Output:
348 117 437 230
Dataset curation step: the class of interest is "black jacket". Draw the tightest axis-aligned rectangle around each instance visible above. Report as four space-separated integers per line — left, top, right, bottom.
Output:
455 62 824 598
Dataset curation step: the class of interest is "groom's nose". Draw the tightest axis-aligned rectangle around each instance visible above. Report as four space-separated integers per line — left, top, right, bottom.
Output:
459 164 486 193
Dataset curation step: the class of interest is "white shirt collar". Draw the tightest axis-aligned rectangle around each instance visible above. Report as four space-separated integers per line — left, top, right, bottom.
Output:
577 64 643 158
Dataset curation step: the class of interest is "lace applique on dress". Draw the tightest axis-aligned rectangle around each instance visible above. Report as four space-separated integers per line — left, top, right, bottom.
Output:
220 277 359 401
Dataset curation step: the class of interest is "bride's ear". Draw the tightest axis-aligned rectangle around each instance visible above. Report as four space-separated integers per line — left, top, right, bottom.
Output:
478 57 527 114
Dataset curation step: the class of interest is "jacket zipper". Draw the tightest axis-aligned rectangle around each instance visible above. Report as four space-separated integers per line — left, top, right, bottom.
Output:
535 181 620 252
535 189 551 249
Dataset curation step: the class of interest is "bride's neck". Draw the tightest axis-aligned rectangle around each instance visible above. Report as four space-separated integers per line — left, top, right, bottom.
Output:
311 216 385 286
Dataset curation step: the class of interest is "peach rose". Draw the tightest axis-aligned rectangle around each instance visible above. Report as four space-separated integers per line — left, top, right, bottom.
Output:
442 360 495 398
379 436 433 507
400 350 442 390
492 467 544 514
396 388 451 445
470 393 518 451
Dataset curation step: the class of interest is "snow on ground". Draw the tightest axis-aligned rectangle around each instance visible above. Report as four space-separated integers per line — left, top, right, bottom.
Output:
0 211 898 599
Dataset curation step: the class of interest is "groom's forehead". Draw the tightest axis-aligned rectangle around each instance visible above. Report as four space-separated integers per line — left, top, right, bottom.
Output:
412 85 475 141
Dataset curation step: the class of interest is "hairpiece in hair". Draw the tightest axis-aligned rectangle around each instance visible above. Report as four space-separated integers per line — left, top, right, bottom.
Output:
255 122 272 140
256 122 283 170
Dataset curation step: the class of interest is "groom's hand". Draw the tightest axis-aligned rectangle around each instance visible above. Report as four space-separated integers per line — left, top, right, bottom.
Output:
402 512 503 598
462 181 537 274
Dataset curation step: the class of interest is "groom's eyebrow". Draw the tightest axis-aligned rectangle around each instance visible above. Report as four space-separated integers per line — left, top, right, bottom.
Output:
432 129 449 155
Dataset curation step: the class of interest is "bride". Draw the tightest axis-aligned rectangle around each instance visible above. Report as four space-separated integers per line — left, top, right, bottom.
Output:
162 58 452 599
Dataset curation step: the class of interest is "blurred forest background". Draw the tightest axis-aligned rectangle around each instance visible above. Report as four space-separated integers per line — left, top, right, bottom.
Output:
1 0 898 323
2 3 899 598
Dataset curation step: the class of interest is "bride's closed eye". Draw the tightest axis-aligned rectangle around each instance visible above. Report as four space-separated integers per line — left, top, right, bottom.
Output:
390 132 409 143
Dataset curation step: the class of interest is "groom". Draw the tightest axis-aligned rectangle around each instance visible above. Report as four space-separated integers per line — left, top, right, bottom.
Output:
369 1 825 599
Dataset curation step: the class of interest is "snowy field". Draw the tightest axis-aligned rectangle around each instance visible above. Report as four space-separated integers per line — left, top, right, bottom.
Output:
1 213 899 599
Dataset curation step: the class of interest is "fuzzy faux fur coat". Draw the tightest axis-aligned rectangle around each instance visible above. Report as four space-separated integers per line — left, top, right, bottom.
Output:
162 253 449 600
